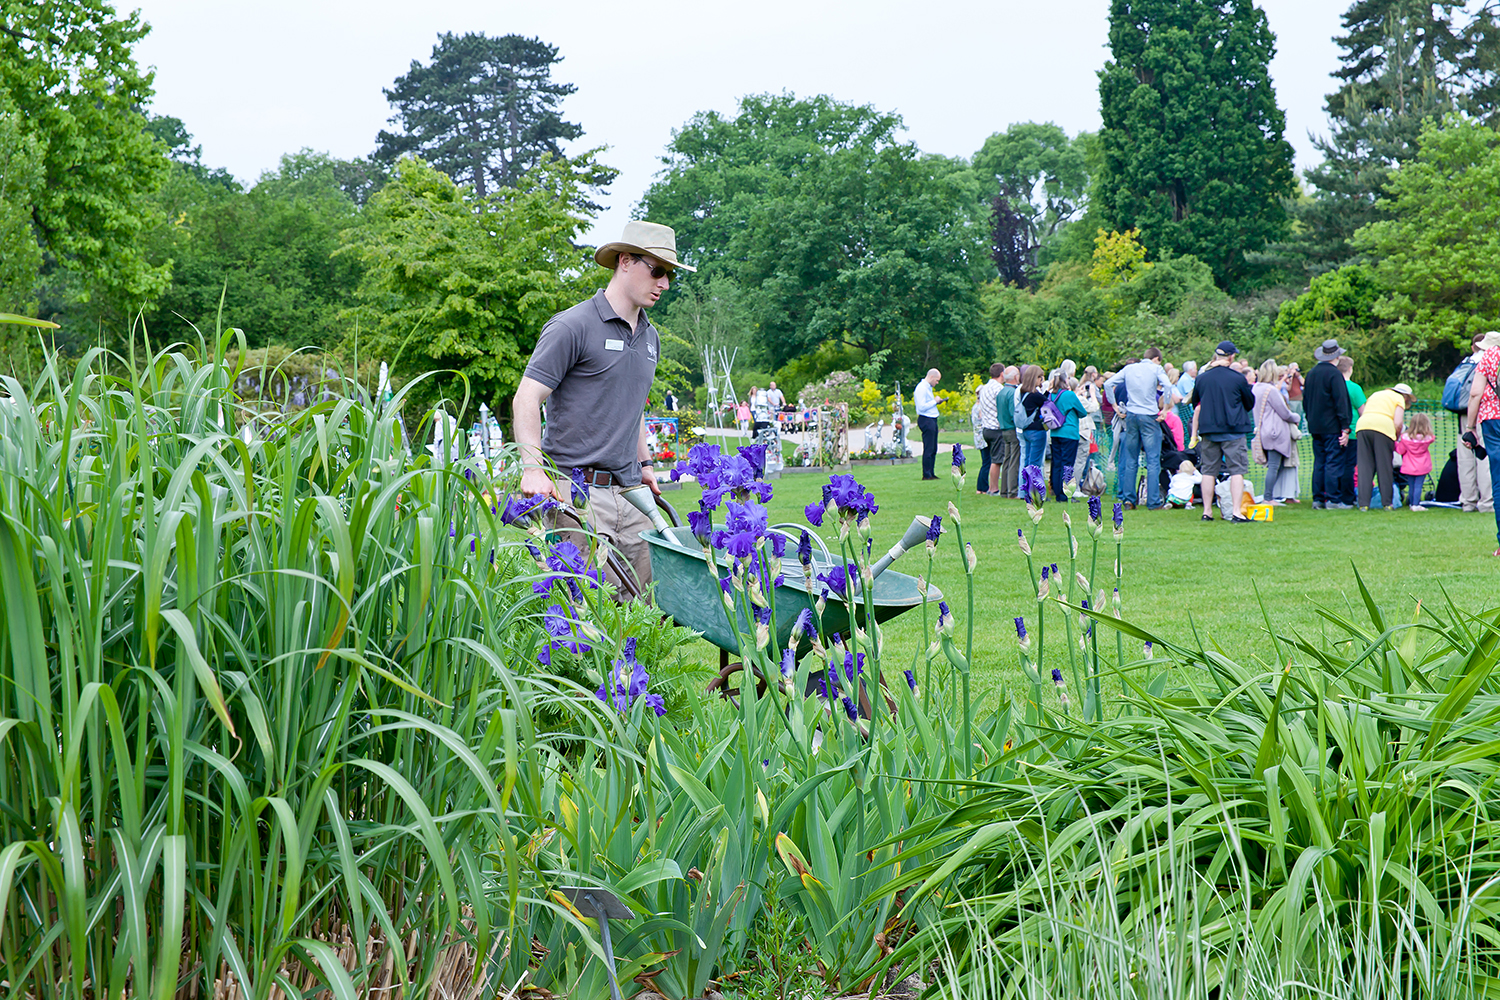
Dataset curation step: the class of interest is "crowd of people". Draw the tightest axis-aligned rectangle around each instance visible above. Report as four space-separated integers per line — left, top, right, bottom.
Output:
960 333 1500 552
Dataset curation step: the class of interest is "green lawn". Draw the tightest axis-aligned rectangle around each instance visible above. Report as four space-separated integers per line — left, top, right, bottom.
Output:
661 461 1500 696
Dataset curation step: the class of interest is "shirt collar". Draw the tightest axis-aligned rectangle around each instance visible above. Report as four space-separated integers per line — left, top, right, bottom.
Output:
590 289 654 338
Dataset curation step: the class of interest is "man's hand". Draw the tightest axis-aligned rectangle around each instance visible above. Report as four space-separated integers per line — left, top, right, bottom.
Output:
520 466 558 499
641 463 662 496
1339 429 1350 447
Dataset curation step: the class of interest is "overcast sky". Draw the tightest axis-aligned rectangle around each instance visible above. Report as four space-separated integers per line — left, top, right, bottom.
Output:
131 0 1346 244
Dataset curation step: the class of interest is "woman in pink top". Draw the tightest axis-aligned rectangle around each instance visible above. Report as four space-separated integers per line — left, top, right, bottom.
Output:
1395 412 1435 510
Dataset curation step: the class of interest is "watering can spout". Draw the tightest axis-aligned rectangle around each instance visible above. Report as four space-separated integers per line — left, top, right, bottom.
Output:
620 484 672 533
869 515 935 580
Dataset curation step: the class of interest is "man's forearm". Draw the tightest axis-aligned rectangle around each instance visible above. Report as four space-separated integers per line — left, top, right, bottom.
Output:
512 380 549 467
638 417 651 462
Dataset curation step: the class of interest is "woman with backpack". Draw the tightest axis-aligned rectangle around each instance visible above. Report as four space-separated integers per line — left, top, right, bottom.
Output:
1015 365 1049 493
1046 371 1089 501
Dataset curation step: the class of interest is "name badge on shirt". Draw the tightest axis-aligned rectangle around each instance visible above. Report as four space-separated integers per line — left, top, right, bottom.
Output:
604 339 625 352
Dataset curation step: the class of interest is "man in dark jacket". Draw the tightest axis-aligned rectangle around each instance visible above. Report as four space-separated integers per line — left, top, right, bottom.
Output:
1302 339 1354 509
1190 341 1256 522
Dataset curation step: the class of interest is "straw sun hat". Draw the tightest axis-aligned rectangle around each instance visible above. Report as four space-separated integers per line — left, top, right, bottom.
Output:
594 220 697 272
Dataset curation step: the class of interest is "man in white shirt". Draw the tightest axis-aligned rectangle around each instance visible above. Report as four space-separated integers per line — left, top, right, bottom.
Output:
915 368 944 480
976 363 1005 495
1102 347 1174 509
765 381 786 411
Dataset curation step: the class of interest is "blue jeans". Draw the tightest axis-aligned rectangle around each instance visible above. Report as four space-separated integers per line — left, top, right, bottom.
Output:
1485 421 1500 547
1021 428 1047 474
1311 433 1346 504
976 446 991 492
1117 413 1163 507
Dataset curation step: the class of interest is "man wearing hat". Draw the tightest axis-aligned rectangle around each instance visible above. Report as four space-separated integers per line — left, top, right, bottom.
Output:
1354 381 1416 510
513 220 695 596
1302 339 1353 509
1189 341 1256 522
1462 330 1500 556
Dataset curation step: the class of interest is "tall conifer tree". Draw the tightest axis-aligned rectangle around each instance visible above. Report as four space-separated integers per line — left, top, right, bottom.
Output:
1095 0 1295 290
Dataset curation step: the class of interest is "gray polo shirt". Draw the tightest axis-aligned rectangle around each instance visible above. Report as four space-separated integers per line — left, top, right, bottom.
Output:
523 289 658 486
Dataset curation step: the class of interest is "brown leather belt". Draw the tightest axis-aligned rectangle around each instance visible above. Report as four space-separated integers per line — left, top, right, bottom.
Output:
579 468 621 488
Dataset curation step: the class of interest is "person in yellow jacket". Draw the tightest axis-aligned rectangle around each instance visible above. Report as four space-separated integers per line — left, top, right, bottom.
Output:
1354 382 1415 511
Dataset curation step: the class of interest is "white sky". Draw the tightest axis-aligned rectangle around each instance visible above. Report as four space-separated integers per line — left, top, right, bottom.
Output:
131 0 1346 244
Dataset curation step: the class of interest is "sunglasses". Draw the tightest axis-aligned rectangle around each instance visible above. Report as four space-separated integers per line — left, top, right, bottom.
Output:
629 255 672 280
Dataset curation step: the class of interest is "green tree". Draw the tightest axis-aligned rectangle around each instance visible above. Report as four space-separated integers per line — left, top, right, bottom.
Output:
973 123 1093 245
374 32 614 207
1 0 170 325
639 93 903 271
339 156 598 418
1353 115 1500 362
1280 1 1497 274
641 94 987 376
0 92 43 316
734 144 990 375
1095 0 1295 290
142 149 367 349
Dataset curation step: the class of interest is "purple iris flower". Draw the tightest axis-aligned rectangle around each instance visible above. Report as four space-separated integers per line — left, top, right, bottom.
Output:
841 694 859 722
1041 566 1050 581
568 467 591 502
805 502 825 527
780 647 796 679
737 443 768 479
823 474 878 520
1014 616 1026 641
817 564 852 597
533 540 602 600
792 607 813 637
1020 465 1045 502
1113 502 1124 530
1051 668 1063 684
754 606 772 626
769 533 787 558
926 515 942 543
844 651 856 682
904 669 917 691
798 530 813 566
1088 495 1102 522
687 509 713 542
595 638 665 716
951 444 964 469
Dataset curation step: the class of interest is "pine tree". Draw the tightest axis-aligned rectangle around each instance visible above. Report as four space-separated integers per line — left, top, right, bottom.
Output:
1284 0 1500 275
374 33 614 205
1095 0 1295 291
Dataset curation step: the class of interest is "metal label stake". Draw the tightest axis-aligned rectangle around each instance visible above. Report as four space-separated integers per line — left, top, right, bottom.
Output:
560 886 636 1000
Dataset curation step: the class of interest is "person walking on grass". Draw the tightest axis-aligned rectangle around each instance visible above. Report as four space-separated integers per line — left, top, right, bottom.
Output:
1457 331 1494 513
915 368 944 480
1046 370 1089 501
1335 355 1365 507
1252 358 1299 504
1103 347 1174 510
977 363 1005 495
514 220 693 595
1355 382 1415 511
1303 339 1352 509
1190 341 1256 523
1462 330 1500 556
1015 364 1050 479
996 365 1021 497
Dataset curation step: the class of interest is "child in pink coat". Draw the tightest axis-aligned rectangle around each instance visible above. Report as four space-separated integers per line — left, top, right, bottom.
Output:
1395 412 1435 510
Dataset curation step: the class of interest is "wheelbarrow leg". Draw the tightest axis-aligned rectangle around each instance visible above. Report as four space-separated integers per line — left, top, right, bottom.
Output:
587 892 625 1000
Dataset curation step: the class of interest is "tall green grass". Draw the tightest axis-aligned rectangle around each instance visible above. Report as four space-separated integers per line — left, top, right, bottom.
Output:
0 334 570 998
877 581 1500 998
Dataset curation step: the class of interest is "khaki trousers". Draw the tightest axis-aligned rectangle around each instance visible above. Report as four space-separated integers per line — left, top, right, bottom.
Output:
552 482 656 600
1459 414 1494 511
